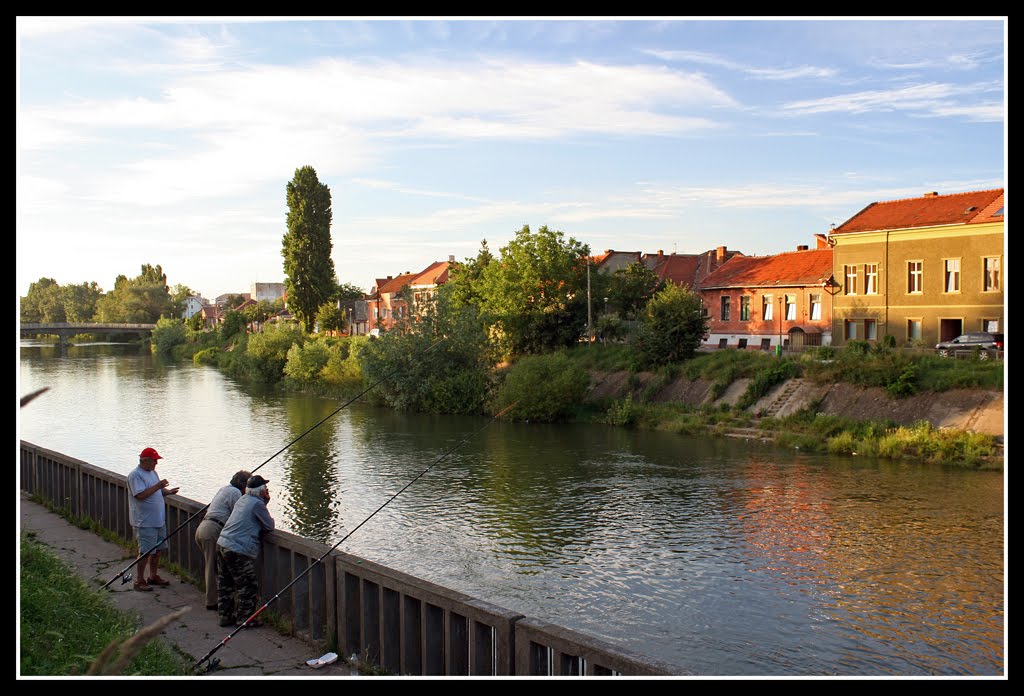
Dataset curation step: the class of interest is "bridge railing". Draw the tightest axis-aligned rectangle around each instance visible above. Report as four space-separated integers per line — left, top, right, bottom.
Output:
19 441 681 677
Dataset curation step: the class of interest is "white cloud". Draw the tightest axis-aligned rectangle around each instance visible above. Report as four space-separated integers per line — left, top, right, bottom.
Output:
780 82 996 118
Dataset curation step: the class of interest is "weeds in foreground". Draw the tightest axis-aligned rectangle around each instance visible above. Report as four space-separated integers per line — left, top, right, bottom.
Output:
19 532 192 676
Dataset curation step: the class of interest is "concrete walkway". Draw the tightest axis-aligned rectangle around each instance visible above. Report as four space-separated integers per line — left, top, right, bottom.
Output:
19 491 355 678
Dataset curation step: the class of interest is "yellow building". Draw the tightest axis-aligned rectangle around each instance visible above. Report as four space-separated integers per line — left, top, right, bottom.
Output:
828 189 1004 347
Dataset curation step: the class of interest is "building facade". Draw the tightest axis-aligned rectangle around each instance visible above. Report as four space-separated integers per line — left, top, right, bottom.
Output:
698 242 835 351
828 189 1004 347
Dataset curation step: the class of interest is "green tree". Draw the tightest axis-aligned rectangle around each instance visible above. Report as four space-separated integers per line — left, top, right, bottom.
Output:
246 323 306 382
488 352 590 422
219 310 247 340
607 262 664 320
477 226 590 356
94 264 174 323
282 165 336 333
61 282 103 322
151 317 187 356
168 284 196 319
444 240 494 311
359 287 494 414
335 282 365 301
224 294 247 310
315 302 346 332
20 278 65 323
633 283 709 368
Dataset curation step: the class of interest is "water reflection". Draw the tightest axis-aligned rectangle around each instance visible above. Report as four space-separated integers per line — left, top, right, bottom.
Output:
18 343 1004 676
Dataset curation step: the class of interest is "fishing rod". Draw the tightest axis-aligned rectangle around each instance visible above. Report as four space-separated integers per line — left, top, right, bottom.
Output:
193 400 518 673
101 338 446 591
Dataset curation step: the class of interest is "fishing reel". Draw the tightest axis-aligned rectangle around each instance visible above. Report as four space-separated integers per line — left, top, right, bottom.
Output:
119 572 133 585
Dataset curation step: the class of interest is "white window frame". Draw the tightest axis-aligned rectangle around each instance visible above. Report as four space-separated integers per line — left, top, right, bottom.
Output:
763 295 773 321
907 261 923 294
864 318 877 341
944 258 961 293
785 294 796 321
844 265 858 295
809 293 821 321
984 257 1000 292
864 263 878 295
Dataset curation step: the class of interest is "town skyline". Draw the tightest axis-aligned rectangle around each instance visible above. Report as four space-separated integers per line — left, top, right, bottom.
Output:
17 17 1005 300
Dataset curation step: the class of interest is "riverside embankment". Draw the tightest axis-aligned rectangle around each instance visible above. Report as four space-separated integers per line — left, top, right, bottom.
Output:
585 371 1005 444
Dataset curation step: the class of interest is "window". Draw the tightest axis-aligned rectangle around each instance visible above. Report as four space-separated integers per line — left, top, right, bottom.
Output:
785 294 796 321
720 296 731 321
740 296 751 321
763 295 773 320
944 258 961 293
984 257 1000 291
373 307 379 319
760 338 772 351
907 261 923 294
718 338 728 349
864 264 878 295
738 338 748 350
864 319 877 341
845 320 857 340
907 319 922 342
985 319 1000 332
844 265 858 295
809 293 821 321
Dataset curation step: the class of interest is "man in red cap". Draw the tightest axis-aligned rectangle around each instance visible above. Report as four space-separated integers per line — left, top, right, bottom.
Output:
127 446 179 591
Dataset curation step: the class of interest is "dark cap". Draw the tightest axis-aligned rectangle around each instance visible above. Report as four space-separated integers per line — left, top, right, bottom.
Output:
246 475 270 489
139 447 163 460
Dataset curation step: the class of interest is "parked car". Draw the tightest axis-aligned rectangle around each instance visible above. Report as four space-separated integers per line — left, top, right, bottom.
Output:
935 332 1004 359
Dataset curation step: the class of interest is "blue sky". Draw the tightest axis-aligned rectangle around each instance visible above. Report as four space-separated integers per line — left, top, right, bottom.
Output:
16 17 1006 301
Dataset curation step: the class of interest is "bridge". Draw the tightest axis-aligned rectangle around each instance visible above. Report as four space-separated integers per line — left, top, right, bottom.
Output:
20 322 157 351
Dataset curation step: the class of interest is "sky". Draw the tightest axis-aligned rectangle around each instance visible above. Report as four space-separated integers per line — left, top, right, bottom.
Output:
16 16 1006 302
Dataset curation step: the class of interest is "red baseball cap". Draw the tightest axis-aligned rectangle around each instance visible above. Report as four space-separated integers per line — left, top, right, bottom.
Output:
139 447 163 460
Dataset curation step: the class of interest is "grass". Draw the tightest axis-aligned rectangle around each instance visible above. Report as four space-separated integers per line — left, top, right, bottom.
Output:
19 531 194 676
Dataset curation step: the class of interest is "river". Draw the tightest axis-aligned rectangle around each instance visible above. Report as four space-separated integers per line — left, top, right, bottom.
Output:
17 341 1005 676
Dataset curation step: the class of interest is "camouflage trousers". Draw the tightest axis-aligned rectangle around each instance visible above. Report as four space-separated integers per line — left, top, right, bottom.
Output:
216 547 260 624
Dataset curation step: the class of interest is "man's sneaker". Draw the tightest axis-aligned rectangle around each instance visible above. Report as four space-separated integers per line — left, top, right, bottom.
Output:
133 581 153 592
218 617 236 627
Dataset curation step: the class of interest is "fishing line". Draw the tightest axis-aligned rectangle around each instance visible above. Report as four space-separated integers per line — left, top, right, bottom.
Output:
100 337 446 591
193 400 517 673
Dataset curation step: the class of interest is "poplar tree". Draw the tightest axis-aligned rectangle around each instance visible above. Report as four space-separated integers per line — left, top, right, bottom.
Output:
283 165 336 333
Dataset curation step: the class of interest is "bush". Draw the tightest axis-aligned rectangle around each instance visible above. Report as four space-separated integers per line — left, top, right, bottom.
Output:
284 339 331 383
150 317 186 356
245 323 306 383
193 347 220 365
605 394 639 427
489 352 590 422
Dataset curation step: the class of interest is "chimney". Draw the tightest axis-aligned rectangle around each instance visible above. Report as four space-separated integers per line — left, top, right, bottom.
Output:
814 233 829 249
716 246 726 264
796 245 809 251
924 191 939 197
448 255 455 263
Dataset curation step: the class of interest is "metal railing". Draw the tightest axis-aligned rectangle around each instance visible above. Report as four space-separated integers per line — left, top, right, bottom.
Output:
19 441 680 676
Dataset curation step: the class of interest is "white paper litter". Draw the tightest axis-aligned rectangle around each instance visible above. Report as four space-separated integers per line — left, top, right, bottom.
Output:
307 652 338 669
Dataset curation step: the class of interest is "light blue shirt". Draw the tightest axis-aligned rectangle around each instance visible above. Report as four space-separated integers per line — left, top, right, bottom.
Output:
127 466 164 528
205 485 243 525
217 493 275 558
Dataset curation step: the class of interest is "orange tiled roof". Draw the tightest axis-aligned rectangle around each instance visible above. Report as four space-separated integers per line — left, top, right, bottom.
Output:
832 189 1004 234
699 248 833 289
409 260 451 287
377 272 416 295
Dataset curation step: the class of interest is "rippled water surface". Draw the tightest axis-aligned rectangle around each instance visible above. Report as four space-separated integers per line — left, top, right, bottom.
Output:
18 342 1005 676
